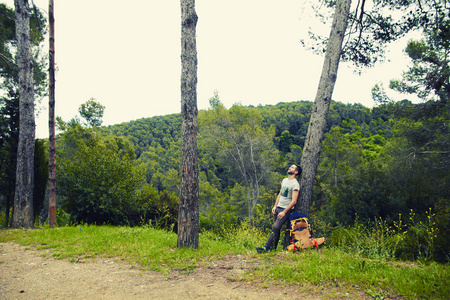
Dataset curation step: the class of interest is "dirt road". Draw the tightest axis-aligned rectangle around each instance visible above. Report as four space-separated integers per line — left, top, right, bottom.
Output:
0 242 365 299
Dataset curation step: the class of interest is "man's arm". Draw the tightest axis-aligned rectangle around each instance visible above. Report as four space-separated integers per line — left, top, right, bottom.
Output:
272 192 281 214
276 190 298 219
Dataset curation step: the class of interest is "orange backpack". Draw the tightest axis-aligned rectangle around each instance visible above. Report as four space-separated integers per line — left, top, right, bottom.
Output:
287 212 325 251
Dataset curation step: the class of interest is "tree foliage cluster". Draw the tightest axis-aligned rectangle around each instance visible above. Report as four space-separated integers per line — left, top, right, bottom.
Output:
54 119 180 228
318 98 449 261
306 0 449 69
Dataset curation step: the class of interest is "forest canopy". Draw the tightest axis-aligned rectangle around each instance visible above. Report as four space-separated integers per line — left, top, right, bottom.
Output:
96 98 449 227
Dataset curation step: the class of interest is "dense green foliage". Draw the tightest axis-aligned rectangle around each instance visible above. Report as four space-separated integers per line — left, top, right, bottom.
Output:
199 95 280 219
2 92 448 262
57 138 144 225
55 120 180 228
33 139 48 222
389 0 449 103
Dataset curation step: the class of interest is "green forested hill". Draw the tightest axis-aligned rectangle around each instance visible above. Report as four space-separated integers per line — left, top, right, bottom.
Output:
97 99 398 207
101 100 376 159
98 100 381 195
97 99 390 216
101 113 182 158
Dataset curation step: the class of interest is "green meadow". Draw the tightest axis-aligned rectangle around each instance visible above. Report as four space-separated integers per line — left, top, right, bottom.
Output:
1 225 448 299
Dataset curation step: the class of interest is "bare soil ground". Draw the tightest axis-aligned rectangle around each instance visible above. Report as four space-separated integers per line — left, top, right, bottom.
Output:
0 242 370 299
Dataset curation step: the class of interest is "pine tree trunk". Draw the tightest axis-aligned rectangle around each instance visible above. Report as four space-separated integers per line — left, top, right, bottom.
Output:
12 0 35 228
177 0 199 249
297 0 351 216
48 0 57 228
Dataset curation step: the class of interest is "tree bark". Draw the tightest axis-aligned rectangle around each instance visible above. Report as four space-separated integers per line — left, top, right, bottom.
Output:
296 0 352 216
177 0 199 248
12 0 35 228
48 0 57 228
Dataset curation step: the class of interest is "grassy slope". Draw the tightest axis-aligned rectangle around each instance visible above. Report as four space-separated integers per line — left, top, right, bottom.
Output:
1 225 448 299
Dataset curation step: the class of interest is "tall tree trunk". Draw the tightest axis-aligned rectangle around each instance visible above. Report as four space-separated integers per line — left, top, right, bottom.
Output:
12 0 35 228
48 0 57 228
296 0 351 216
177 0 199 249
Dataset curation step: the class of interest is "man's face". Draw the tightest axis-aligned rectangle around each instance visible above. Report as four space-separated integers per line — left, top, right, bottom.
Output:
287 165 298 175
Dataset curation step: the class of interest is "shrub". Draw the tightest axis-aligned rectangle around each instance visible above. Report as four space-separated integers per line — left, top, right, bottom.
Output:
397 209 440 262
57 143 145 226
329 210 449 263
433 198 450 262
330 216 404 261
203 203 240 237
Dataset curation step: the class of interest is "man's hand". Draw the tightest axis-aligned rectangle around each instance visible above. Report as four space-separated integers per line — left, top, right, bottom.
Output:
272 206 276 214
277 211 285 219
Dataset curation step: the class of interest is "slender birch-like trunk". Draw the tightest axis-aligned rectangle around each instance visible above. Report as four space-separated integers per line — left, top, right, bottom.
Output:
297 0 352 216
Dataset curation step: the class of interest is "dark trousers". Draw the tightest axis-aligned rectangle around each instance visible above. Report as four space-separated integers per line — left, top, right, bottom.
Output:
264 207 293 250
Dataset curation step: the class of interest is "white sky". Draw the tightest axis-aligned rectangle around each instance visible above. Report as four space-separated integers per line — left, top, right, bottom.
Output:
3 0 416 138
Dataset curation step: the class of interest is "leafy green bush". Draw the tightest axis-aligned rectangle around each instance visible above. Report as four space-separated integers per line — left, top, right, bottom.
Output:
309 204 334 238
57 143 146 226
198 212 211 231
0 207 8 228
202 203 240 237
433 198 450 262
250 203 275 233
130 185 179 232
397 209 439 262
56 208 71 226
149 191 179 231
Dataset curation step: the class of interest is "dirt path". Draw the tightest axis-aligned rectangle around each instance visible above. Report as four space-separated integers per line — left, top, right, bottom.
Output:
0 242 365 299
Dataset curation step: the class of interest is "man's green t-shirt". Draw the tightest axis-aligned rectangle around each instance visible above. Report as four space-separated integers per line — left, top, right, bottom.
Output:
278 178 300 208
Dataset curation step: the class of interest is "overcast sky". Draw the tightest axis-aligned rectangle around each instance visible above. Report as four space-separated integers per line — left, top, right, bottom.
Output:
4 0 415 138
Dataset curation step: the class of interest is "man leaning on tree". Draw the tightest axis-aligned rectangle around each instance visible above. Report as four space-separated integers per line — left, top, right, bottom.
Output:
256 164 301 253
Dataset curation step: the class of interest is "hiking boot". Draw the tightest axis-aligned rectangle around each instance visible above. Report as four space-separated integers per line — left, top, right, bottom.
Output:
256 246 267 253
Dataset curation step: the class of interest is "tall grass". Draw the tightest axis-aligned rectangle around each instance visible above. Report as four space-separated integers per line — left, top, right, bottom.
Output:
328 210 448 263
1 223 448 299
329 216 403 261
